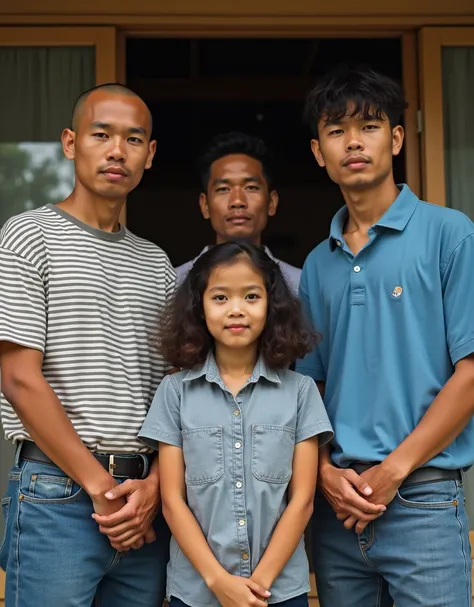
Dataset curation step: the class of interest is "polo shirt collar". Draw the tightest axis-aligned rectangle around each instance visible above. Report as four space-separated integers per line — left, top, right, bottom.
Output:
195 244 277 262
329 184 419 251
183 351 281 385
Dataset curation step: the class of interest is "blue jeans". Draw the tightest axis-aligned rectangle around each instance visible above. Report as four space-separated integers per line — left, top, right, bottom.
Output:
312 479 472 607
0 452 170 607
170 593 308 607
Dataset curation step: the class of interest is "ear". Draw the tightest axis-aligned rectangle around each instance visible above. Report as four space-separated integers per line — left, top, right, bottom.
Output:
268 190 279 217
310 139 326 167
145 139 157 170
392 125 404 157
62 128 76 160
199 193 210 219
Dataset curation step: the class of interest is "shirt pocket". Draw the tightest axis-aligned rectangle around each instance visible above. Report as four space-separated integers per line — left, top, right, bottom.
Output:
182 426 224 485
252 424 295 483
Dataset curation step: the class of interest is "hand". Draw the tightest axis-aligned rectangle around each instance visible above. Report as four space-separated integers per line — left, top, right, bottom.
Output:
92 477 160 551
210 573 271 607
343 463 404 534
319 464 387 526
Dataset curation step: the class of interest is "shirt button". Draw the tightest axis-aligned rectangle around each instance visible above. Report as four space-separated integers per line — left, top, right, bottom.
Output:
239 519 246 526
236 481 242 488
242 552 249 561
233 409 240 416
235 442 241 449
354 265 361 273
336 239 342 247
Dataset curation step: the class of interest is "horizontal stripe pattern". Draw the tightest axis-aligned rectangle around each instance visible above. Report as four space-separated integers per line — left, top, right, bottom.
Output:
0 204 175 452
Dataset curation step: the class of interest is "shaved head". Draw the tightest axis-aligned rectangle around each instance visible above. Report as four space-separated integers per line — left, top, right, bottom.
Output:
71 83 152 133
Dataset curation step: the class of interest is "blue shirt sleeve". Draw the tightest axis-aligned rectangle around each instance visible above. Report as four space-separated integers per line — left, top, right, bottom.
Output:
442 232 474 365
295 375 333 446
295 257 326 381
138 374 183 450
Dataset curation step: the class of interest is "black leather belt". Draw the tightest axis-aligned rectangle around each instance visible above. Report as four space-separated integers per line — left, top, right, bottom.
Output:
351 462 462 488
19 441 154 480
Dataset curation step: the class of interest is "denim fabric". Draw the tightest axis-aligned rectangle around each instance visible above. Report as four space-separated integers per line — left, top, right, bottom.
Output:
312 479 472 607
139 352 333 607
0 455 170 607
170 593 309 607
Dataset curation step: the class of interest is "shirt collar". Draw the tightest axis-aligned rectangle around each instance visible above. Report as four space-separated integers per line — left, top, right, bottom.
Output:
329 184 419 251
195 244 276 262
183 351 281 385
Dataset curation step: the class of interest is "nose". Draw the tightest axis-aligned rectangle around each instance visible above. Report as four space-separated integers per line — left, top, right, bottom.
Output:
345 129 364 152
106 136 127 163
228 304 244 317
229 187 247 209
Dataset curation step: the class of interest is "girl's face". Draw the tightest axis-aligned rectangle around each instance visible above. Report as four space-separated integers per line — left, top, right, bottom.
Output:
203 258 268 353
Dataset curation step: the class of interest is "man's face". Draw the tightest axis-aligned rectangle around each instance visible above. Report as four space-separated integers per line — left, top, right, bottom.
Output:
310 106 404 192
199 154 278 245
62 91 156 199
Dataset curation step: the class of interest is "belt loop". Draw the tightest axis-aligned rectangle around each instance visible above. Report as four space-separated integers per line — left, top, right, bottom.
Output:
14 441 23 467
108 454 117 476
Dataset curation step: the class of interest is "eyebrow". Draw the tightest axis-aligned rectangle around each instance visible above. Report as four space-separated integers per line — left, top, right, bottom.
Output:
212 176 263 186
208 284 264 292
90 121 147 136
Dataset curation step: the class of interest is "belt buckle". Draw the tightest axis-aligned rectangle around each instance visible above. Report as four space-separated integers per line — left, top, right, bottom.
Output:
108 454 118 476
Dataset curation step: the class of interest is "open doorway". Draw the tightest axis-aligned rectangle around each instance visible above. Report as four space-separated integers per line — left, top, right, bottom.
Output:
125 37 405 268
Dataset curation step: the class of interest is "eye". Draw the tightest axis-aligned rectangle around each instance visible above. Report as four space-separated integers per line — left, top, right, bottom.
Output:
128 137 143 144
246 293 261 301
363 124 379 131
245 185 260 191
212 294 227 301
328 129 344 136
215 187 230 193
93 132 108 139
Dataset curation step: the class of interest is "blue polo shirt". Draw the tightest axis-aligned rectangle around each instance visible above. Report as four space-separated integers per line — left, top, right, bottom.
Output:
296 184 474 470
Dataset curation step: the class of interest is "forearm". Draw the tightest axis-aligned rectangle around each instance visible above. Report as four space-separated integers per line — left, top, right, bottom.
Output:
252 497 314 589
384 364 474 479
162 496 227 588
6 373 115 497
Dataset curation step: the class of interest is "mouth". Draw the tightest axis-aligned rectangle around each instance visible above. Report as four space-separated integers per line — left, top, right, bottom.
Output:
226 324 249 334
343 156 371 170
100 166 128 181
226 215 251 225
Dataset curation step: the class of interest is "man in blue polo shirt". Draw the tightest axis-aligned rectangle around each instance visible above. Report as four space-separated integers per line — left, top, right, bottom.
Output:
297 65 474 606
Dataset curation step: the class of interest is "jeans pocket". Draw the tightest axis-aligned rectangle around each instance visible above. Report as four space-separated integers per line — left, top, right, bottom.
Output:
20 462 84 504
252 424 295 483
0 496 11 569
396 480 460 509
182 426 224 485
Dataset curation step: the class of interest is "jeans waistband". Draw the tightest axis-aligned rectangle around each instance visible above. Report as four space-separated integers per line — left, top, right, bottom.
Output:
350 463 462 488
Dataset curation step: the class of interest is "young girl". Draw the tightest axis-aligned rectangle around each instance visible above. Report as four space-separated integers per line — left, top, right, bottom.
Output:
139 242 333 607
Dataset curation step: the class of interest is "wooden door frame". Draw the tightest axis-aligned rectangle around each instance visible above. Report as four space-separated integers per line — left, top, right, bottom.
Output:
419 27 474 206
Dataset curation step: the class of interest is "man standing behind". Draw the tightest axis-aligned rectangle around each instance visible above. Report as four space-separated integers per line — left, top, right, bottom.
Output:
176 132 301 294
0 84 175 606
297 66 474 606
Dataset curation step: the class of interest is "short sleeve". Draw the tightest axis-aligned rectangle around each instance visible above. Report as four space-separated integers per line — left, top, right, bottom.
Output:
0 247 46 353
442 233 474 364
138 374 183 450
296 375 333 446
295 259 326 381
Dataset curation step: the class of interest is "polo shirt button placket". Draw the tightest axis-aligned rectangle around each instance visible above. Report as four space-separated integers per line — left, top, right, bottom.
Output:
232 395 251 576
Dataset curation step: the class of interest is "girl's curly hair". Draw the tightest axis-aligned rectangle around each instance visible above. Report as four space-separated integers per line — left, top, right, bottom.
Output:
160 242 318 369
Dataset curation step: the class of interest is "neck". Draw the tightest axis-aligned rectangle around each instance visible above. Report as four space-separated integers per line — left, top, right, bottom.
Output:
57 184 125 232
216 235 262 246
341 176 400 234
214 343 258 378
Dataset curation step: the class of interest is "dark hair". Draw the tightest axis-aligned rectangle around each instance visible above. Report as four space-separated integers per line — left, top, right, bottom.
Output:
303 64 408 139
197 132 275 191
160 242 316 369
71 82 152 132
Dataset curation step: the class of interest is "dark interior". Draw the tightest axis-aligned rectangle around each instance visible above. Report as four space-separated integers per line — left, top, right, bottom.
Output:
126 37 404 268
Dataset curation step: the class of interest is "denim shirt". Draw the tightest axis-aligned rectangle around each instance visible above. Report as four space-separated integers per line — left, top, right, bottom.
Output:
139 353 333 607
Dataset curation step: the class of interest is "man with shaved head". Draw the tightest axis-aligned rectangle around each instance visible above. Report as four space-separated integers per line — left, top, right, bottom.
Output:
0 83 175 606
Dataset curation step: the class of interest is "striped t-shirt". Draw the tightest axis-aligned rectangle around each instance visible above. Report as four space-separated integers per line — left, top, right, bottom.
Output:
0 204 176 453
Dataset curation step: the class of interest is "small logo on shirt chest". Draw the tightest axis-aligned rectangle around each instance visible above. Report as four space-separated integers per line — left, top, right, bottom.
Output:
391 286 403 299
